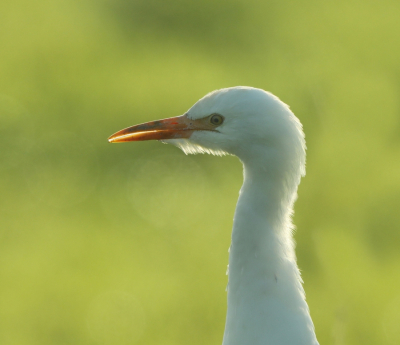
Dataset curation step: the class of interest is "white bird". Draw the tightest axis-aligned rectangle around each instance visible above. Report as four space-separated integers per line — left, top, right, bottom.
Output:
109 86 319 345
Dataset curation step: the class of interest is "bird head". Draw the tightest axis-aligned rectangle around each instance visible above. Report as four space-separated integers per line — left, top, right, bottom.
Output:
109 87 305 176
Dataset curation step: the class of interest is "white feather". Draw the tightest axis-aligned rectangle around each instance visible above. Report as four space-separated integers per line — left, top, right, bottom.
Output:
163 138 228 156
153 87 317 344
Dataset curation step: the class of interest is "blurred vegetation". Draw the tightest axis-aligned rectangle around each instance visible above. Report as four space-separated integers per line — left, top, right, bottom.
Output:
1 0 400 344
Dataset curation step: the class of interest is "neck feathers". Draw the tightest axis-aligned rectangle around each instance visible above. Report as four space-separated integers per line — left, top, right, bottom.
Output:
222 159 318 345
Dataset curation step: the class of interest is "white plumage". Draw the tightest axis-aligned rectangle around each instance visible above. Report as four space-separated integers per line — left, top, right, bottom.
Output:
109 86 319 345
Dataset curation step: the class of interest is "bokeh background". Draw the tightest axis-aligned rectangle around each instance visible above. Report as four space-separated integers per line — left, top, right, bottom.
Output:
1 0 400 344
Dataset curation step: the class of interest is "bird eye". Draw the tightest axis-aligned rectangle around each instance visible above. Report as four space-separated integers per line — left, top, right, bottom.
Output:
209 114 224 126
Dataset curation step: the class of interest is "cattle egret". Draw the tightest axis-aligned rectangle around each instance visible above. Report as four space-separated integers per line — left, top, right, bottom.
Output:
108 87 319 345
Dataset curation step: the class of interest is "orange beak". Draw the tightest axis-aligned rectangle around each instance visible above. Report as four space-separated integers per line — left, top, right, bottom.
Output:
108 114 216 143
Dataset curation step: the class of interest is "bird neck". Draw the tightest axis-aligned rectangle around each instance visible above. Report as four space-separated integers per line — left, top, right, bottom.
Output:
222 159 318 345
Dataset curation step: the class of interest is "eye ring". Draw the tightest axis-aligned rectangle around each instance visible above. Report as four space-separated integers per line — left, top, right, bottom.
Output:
209 114 224 126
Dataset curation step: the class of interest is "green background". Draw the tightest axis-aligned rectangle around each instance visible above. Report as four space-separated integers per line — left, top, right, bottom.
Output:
1 0 400 344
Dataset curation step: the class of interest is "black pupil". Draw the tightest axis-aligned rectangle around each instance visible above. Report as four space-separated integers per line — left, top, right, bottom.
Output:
212 116 220 124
